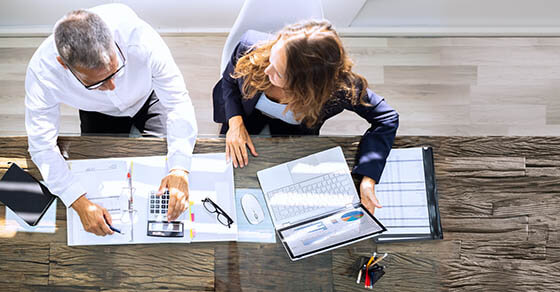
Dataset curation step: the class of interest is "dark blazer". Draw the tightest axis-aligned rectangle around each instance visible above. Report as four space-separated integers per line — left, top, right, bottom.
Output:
212 30 399 183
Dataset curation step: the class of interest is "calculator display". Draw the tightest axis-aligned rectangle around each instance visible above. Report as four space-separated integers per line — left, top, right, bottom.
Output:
148 222 183 232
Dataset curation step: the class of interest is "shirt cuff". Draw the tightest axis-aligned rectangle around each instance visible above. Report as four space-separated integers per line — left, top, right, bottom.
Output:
58 179 88 207
167 152 193 173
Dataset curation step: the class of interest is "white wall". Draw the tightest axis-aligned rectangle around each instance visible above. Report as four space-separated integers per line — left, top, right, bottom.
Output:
0 0 365 34
352 0 560 27
1 0 560 36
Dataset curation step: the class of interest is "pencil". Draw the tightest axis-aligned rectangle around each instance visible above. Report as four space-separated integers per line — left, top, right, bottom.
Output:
368 253 388 268
366 252 377 267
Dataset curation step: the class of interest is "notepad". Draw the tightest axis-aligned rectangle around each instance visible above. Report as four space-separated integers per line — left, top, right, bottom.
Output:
374 147 443 242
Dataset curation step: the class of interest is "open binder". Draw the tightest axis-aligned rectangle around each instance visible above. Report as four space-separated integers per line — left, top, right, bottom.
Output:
373 147 443 243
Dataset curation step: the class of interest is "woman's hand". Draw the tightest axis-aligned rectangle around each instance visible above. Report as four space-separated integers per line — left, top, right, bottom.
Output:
360 176 382 214
226 116 258 168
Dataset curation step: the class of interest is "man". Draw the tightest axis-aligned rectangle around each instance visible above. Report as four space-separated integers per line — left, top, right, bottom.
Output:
25 4 197 236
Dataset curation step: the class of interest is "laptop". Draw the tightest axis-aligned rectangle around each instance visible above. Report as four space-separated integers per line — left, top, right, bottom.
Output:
0 163 56 226
257 146 386 261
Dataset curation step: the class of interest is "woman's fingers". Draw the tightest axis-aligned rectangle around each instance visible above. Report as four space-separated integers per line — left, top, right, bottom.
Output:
232 143 243 168
225 143 231 162
241 141 248 166
247 136 258 157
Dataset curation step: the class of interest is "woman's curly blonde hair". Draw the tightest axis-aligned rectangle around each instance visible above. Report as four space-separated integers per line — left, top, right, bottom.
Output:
232 20 369 128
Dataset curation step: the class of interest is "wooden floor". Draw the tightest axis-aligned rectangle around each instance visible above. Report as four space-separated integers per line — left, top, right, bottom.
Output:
1 136 559 291
1 36 560 136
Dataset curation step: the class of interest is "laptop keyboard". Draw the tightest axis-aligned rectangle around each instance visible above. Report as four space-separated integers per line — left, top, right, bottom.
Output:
266 172 356 222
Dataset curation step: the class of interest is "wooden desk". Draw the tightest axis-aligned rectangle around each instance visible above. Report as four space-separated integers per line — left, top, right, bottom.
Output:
1 136 559 291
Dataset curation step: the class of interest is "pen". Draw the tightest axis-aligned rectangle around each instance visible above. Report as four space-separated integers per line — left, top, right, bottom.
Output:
356 268 363 284
368 253 388 268
104 216 122 234
108 224 122 234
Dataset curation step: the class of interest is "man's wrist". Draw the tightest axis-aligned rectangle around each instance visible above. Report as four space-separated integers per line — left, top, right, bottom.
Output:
169 168 189 175
71 194 89 212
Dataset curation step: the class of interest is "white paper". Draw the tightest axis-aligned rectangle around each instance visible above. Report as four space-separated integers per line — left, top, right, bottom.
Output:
4 198 57 233
66 153 236 246
374 147 432 236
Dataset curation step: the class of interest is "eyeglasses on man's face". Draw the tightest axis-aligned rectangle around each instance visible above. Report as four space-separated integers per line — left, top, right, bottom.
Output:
202 197 234 228
66 42 126 90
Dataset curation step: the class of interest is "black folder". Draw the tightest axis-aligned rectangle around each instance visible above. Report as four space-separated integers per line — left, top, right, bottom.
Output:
0 163 56 226
374 147 443 243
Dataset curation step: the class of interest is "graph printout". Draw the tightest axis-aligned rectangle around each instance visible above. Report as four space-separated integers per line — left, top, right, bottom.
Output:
280 206 383 258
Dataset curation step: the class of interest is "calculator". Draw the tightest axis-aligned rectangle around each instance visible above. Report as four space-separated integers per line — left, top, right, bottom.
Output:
146 190 184 237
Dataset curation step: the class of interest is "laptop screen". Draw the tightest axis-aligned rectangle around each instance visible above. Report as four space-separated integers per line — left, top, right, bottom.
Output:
277 204 386 260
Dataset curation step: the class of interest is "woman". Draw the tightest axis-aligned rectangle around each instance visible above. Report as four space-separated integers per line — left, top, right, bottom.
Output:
212 20 399 214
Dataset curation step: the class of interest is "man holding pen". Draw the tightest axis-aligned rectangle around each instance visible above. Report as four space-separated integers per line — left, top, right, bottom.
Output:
25 4 196 236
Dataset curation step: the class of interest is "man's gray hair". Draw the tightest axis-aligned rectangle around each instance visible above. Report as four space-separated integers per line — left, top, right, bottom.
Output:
54 9 113 70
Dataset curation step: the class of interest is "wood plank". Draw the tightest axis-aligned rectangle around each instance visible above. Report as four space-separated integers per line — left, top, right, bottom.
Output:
48 243 214 290
527 158 560 167
348 47 441 66
384 66 477 85
436 156 526 177
0 157 35 169
441 46 560 66
445 258 560 290
214 242 333 292
0 242 50 285
437 176 560 194
373 84 471 106
332 240 460 291
18 286 100 292
470 84 555 105
460 240 547 261
443 216 530 241
478 65 560 85
493 194 560 217
526 167 560 177
438 199 494 217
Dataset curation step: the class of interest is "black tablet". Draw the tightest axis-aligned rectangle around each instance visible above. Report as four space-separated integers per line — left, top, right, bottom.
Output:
0 163 56 226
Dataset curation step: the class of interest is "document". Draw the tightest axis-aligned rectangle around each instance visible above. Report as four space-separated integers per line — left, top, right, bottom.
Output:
66 153 236 246
374 147 435 239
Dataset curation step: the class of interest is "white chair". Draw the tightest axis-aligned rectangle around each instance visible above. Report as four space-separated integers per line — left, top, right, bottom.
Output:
220 0 324 74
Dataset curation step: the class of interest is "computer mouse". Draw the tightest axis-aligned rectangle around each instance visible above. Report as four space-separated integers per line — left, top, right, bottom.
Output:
241 194 265 225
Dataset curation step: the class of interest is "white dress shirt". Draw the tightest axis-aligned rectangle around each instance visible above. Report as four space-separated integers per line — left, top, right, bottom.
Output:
24 4 198 207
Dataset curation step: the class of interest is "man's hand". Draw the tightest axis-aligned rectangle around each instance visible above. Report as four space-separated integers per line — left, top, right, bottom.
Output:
226 115 258 168
158 169 189 222
71 194 114 236
360 176 382 215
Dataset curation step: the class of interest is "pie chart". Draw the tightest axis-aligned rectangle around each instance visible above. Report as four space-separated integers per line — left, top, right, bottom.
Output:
341 211 364 222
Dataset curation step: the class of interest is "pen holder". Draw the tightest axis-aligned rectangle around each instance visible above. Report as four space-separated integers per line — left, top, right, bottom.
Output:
352 256 386 288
